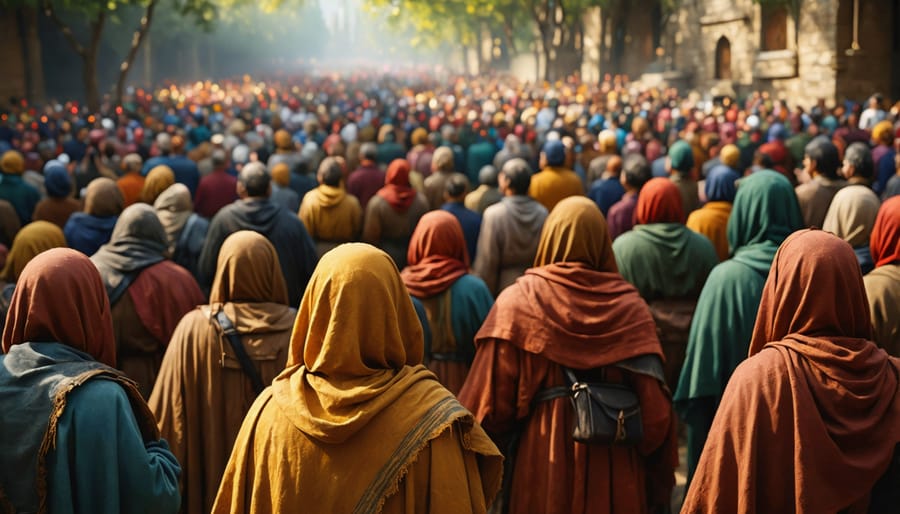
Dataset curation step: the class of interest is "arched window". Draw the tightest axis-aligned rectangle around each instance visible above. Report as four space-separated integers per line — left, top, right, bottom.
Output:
761 4 788 51
715 37 732 80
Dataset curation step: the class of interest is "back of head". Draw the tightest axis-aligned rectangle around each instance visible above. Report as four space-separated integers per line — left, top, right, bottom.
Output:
288 243 423 375
211 230 288 305
727 169 803 252
108 203 168 251
719 144 740 169
598 130 617 154
0 150 24 175
704 165 740 203
1 248 116 367
43 161 71 199
501 158 532 195
432 147 454 173
239 162 271 198
478 165 499 187
122 153 143 174
156 132 173 154
406 210 469 267
636 178 684 224
871 120 894 146
211 148 227 168
621 154 651 190
445 174 468 200
749 230 871 355
0 221 67 282
86 177 125 217
317 157 344 187
843 142 874 181
360 142 378 162
270 162 291 187
667 140 694 176
534 196 616 271
822 186 881 247
141 165 176 205
275 129 293 151
542 139 566 167
805 137 840 179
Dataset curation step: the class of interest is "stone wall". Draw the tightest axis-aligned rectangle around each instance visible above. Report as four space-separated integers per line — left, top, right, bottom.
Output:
0 13 28 103
834 0 898 102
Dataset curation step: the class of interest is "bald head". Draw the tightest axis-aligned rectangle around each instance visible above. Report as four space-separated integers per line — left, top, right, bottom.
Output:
238 162 271 198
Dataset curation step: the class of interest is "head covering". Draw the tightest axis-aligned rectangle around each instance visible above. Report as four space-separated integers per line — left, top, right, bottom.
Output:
822 185 881 248
0 151 24 175
870 196 900 268
533 197 617 271
43 161 72 198
376 159 416 212
719 144 740 168
210 230 288 306
153 183 193 254
767 123 787 142
2 248 116 367
871 120 894 145
272 243 425 441
90 203 168 297
140 165 176 205
270 162 290 187
401 211 469 298
668 140 694 174
0 221 67 282
83 177 124 217
542 140 566 166
704 164 740 203
750 230 872 356
727 170 803 259
636 177 684 224
274 129 293 150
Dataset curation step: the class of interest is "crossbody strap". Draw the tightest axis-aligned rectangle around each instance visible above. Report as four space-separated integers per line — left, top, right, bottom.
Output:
215 310 266 395
108 269 144 306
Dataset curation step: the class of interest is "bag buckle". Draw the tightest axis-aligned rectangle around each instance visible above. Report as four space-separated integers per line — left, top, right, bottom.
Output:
615 410 627 442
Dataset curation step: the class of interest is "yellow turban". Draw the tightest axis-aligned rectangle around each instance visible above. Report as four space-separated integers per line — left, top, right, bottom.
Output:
271 162 290 187
1 151 25 175
720 144 740 168
872 120 894 145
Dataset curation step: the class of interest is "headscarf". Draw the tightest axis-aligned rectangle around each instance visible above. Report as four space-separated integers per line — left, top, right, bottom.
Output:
870 195 900 268
668 140 694 174
0 151 24 175
727 170 803 267
749 230 872 356
533 196 617 271
84 177 124 217
376 159 417 212
871 120 894 145
719 144 740 168
401 211 469 298
90 203 168 297
636 177 685 224
272 243 426 442
43 161 72 198
270 162 290 187
0 222 67 282
704 164 740 203
153 183 193 254
2 248 116 367
822 185 881 248
209 230 288 306
140 165 176 205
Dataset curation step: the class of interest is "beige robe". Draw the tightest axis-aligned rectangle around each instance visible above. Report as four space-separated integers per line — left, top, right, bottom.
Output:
148 302 295 514
795 175 847 228
863 264 900 357
424 171 469 210
362 193 430 268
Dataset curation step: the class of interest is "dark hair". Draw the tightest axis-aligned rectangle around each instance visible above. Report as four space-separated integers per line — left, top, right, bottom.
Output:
360 142 378 161
478 165 499 187
318 157 344 187
804 137 840 179
843 142 874 180
501 158 532 195
239 162 271 197
445 173 468 198
622 154 651 190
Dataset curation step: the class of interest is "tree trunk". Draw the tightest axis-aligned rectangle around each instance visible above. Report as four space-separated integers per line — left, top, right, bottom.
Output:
144 32 152 87
115 0 158 106
22 7 45 103
83 52 99 113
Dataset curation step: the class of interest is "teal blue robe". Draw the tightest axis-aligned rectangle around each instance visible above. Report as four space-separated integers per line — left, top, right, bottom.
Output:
0 342 181 514
674 170 804 484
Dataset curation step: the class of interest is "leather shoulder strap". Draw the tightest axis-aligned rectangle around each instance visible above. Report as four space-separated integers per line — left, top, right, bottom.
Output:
215 310 265 395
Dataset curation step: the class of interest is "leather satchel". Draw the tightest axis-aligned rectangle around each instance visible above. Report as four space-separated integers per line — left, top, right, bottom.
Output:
566 368 642 445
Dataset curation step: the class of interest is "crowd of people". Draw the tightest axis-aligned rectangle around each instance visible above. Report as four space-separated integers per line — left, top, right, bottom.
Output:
0 71 899 514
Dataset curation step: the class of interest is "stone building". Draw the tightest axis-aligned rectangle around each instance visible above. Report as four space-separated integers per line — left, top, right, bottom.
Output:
583 0 900 107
